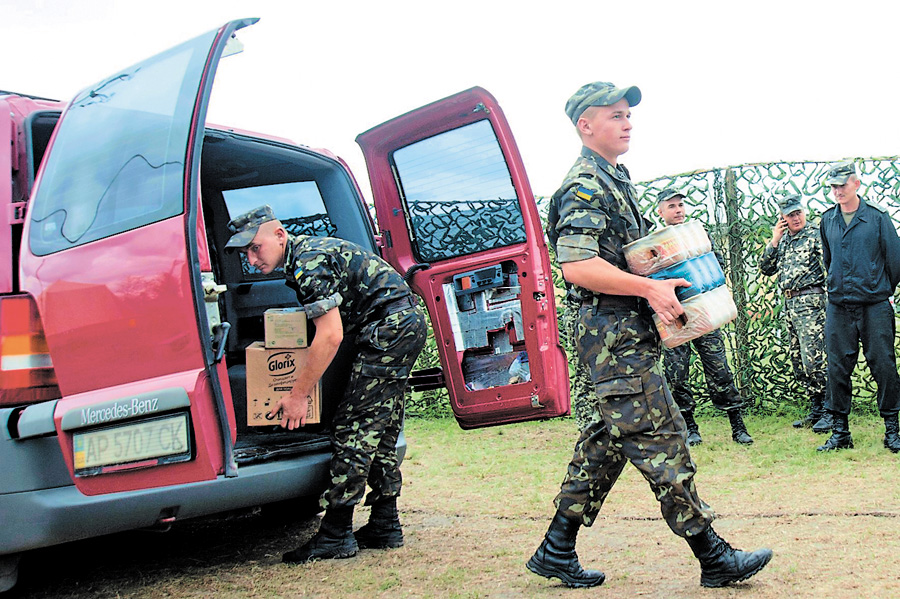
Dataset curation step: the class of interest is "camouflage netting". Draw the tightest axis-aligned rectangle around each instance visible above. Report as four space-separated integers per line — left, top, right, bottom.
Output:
408 157 900 418
631 157 900 416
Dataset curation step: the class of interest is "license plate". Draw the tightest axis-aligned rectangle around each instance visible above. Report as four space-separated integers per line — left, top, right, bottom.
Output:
73 412 191 476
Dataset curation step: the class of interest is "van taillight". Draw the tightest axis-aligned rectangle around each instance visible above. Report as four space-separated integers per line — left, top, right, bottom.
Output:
0 295 61 406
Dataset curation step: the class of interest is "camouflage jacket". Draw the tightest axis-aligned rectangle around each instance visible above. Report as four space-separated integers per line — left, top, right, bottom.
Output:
546 146 652 301
759 223 825 293
282 234 413 335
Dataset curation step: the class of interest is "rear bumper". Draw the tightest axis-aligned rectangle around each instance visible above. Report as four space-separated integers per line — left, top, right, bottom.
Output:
0 411 406 555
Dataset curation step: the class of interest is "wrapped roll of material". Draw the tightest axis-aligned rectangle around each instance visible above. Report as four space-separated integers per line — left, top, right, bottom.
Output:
654 285 737 348
623 221 711 276
648 252 725 302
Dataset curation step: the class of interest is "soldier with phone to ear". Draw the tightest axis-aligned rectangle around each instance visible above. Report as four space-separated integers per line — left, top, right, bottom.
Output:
759 194 829 432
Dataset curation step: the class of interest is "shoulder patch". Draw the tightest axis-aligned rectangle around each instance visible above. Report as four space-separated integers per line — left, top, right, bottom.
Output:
574 186 594 201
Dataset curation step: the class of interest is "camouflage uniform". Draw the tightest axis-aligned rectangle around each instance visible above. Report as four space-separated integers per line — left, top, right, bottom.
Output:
283 234 427 510
547 147 714 537
758 221 827 405
561 291 600 429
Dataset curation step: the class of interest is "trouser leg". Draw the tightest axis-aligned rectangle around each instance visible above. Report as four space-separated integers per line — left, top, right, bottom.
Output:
824 302 860 416
323 308 427 511
860 301 900 417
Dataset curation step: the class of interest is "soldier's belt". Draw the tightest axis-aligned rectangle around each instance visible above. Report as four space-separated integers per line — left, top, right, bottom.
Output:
583 294 641 310
784 285 825 299
371 295 417 321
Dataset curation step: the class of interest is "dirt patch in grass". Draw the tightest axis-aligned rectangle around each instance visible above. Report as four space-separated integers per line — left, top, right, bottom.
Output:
8 416 900 598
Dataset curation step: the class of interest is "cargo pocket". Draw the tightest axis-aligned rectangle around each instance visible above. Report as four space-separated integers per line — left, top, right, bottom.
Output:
594 375 655 438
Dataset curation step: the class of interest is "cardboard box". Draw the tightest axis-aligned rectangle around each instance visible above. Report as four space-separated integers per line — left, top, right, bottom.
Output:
245 341 321 426
264 308 308 348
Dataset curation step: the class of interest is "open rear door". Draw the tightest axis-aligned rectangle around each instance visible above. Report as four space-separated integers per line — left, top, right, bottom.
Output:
357 87 569 429
18 19 257 494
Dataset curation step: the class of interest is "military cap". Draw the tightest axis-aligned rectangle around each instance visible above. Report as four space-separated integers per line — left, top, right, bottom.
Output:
823 161 856 186
656 188 686 205
565 81 642 125
225 204 277 249
776 194 803 215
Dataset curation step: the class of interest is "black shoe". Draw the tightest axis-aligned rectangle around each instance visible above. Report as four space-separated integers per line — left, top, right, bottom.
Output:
526 511 605 588
355 497 404 549
728 410 753 445
816 413 852 452
884 415 900 453
283 507 359 563
811 413 833 434
686 526 773 588
682 410 703 446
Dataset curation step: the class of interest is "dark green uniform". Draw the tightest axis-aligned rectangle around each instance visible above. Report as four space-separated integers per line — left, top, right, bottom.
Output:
547 147 714 537
283 234 427 510
759 223 827 403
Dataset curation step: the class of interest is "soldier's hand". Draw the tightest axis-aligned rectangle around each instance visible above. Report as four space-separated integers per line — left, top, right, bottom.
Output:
771 217 787 246
269 392 309 430
646 278 688 326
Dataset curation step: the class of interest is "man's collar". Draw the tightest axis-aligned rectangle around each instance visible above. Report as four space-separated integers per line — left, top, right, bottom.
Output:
580 146 628 181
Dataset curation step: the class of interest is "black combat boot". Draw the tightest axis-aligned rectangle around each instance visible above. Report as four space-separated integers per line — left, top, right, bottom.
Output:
283 506 358 563
682 410 703 446
816 412 853 451
793 394 825 429
728 410 753 445
883 414 900 453
685 526 773 588
526 510 605 588
354 496 404 549
811 411 833 434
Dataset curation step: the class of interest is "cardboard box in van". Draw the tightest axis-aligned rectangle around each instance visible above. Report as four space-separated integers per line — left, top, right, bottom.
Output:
264 307 308 348
245 341 320 426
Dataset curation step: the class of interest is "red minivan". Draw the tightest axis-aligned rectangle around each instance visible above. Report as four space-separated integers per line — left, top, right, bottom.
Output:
0 18 569 592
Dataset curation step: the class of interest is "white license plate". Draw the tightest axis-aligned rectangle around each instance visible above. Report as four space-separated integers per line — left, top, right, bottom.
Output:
73 412 191 475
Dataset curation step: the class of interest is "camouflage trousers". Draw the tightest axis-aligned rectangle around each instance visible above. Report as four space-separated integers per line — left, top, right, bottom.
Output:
661 328 742 413
785 293 827 400
554 305 715 538
562 294 600 430
322 305 428 510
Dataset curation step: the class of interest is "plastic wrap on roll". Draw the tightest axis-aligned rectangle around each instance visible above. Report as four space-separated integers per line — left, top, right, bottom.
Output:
654 285 737 348
648 252 725 302
623 221 712 276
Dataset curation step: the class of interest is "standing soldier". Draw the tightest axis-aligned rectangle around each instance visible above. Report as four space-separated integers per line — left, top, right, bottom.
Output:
759 194 829 433
656 189 753 445
225 205 428 561
818 161 900 453
528 81 772 589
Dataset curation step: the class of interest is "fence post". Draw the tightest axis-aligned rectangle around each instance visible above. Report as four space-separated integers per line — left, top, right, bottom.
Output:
723 168 752 403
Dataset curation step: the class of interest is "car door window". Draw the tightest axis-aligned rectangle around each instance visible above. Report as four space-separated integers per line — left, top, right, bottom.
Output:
28 30 218 256
391 119 527 263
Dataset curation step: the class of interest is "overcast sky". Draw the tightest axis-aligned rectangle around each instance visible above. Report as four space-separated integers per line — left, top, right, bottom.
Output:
5 0 898 200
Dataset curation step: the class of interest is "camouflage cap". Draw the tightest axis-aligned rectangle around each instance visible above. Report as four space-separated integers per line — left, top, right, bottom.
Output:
776 194 803 215
823 161 856 186
225 204 277 249
565 81 642 125
656 188 686 204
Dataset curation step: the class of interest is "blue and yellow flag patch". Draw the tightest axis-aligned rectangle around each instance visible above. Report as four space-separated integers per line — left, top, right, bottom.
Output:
574 186 594 201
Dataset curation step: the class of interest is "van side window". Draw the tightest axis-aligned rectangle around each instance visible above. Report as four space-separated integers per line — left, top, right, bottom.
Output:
223 181 336 278
27 30 219 256
390 119 527 263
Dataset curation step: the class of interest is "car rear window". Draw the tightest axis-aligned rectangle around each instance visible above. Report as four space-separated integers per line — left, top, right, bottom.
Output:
223 181 336 278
